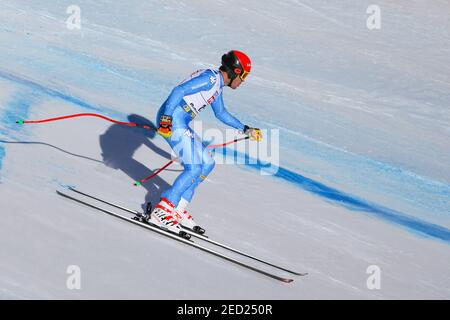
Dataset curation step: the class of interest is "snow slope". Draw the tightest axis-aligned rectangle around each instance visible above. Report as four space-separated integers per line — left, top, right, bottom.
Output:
1 0 449 299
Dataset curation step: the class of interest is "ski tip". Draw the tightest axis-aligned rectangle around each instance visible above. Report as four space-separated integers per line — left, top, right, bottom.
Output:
16 120 24 124
291 272 308 276
134 181 142 186
282 278 294 283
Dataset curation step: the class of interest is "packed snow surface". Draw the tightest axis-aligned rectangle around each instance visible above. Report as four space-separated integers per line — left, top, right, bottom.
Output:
0 0 449 298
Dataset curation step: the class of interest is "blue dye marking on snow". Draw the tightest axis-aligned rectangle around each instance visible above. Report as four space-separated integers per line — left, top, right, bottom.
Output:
0 147 5 174
0 70 126 178
0 69 131 131
1 66 447 243
2 91 36 130
0 71 105 114
0 91 37 180
46 46 149 86
222 148 450 243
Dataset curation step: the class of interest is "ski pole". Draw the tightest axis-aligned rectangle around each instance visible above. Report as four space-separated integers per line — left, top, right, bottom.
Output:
17 113 250 185
134 136 250 186
134 159 176 186
208 136 249 148
16 113 155 130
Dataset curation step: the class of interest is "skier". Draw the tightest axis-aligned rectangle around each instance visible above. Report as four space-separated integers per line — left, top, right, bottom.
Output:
142 50 262 234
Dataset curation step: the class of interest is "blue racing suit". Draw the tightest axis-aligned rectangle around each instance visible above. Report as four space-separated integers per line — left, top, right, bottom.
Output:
157 68 245 207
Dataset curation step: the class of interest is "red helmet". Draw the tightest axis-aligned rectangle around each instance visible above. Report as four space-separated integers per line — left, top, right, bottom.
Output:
221 50 252 81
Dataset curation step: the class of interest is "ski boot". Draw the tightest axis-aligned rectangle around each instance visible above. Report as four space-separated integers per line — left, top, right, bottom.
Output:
135 198 190 239
173 208 205 235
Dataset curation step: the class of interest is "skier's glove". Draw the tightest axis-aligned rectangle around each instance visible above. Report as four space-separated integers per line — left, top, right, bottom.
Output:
157 115 173 138
243 125 263 141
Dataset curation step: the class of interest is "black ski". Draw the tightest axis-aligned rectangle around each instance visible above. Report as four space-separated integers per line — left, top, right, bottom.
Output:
67 186 307 276
56 189 297 283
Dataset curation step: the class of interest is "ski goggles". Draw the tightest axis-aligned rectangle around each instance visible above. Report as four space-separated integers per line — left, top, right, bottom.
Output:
234 68 250 81
239 70 250 81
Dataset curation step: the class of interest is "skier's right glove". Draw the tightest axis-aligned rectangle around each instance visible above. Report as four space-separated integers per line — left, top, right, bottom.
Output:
157 114 173 138
243 125 263 141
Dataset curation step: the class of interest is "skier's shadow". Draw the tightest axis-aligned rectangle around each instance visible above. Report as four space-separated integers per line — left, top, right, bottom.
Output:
99 114 175 212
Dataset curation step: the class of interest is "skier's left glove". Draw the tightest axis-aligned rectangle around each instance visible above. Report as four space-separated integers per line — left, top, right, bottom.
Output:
243 125 263 141
157 114 173 138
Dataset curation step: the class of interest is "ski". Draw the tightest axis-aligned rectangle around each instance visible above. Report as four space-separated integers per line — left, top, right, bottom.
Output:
56 189 296 283
67 186 307 277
